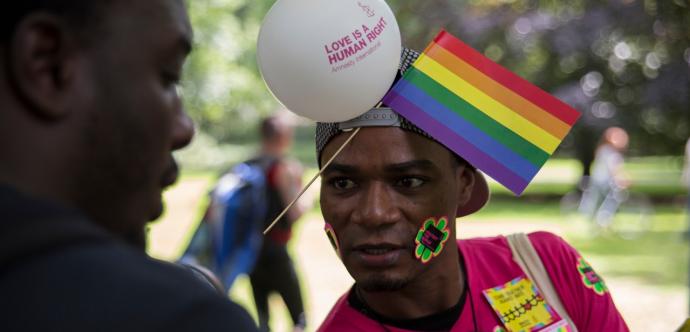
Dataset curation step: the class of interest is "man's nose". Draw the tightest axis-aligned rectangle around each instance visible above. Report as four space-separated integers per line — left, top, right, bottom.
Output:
172 106 194 151
351 181 401 228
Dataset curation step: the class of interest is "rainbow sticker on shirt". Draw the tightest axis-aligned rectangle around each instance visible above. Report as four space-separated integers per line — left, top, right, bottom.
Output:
483 277 560 332
576 257 607 295
414 217 450 264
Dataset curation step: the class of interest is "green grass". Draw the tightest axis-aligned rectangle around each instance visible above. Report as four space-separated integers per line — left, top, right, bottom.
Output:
569 231 688 286
564 202 689 286
181 155 688 196
473 198 689 287
178 131 688 197
483 156 686 198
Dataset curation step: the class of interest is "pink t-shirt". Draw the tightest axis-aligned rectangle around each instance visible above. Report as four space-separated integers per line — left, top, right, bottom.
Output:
318 232 628 332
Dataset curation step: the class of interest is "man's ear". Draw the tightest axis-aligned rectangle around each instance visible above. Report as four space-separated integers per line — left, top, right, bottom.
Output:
455 165 475 216
7 13 80 120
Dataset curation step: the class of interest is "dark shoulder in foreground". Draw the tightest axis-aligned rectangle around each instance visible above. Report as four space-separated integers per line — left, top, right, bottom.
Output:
0 222 257 332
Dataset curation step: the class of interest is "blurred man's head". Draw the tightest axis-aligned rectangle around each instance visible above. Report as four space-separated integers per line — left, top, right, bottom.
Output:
0 0 194 247
260 114 294 156
603 126 629 151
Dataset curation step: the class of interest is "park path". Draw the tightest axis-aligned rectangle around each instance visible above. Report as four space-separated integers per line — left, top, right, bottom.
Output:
151 177 687 331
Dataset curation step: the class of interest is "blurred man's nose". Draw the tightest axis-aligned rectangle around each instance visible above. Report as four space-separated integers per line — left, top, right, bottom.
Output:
172 108 194 150
351 181 400 228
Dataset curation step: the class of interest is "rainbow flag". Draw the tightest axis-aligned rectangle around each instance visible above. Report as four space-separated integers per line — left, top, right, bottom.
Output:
382 30 581 195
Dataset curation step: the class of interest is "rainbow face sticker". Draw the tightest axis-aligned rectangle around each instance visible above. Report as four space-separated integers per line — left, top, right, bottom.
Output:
324 223 341 257
414 217 450 264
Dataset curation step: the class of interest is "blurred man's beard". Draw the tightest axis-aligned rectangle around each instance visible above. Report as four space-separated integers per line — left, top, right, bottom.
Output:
357 273 411 292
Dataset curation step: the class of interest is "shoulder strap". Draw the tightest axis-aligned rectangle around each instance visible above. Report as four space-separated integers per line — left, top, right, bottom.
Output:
247 156 281 187
506 233 578 331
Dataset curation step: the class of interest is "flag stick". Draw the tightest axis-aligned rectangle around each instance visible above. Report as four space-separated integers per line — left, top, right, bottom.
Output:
263 127 361 235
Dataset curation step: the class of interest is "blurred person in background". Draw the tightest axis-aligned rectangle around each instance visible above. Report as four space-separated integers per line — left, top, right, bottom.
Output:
578 126 631 227
680 138 690 316
681 138 690 220
0 1 257 331
250 115 309 332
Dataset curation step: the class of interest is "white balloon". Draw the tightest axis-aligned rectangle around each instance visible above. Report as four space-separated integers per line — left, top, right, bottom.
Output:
257 0 402 122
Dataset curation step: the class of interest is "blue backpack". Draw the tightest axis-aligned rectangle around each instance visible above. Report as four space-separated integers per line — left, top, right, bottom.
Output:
180 162 268 291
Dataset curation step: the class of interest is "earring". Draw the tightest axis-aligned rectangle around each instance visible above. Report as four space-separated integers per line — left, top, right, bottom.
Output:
324 223 341 257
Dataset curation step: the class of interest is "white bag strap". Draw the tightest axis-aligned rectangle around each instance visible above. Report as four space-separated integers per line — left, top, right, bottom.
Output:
507 233 578 332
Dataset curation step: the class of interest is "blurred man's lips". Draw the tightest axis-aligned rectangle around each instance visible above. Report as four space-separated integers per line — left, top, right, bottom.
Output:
352 242 405 251
161 162 179 188
351 243 406 268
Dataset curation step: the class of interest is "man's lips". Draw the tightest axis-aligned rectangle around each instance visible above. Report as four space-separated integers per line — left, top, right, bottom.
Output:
352 242 406 253
350 242 408 268
161 161 179 188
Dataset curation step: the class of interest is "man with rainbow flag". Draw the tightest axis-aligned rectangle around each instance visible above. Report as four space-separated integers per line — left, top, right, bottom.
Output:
315 33 628 332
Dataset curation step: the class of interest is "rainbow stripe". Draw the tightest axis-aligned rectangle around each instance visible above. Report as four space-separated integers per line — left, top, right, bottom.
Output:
383 31 580 194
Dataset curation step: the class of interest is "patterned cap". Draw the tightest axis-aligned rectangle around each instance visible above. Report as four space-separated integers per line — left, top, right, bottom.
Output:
314 48 490 217
316 49 428 159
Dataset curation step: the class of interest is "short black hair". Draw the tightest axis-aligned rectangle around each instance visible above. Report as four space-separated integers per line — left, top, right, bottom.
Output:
260 115 290 141
1 1 112 44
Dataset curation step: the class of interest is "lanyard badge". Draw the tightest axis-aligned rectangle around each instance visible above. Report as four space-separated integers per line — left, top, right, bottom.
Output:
483 277 573 332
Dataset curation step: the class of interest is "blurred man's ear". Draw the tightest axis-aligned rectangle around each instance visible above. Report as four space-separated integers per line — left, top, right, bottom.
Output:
7 14 79 120
455 166 475 216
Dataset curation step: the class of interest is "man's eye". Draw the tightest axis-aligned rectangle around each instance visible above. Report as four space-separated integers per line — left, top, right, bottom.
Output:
396 177 425 189
331 178 356 190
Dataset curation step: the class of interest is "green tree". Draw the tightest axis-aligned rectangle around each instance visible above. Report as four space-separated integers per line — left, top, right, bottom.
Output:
183 0 278 142
385 0 689 172
183 0 690 168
